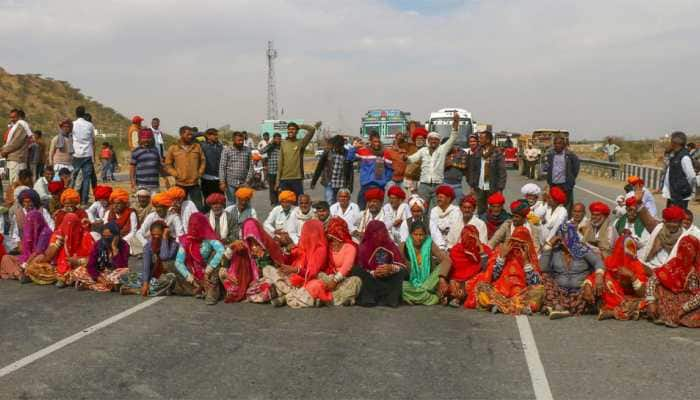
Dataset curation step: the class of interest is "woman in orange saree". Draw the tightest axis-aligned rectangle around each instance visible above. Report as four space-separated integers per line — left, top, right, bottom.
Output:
468 226 544 315
25 213 95 286
586 234 648 321
647 235 700 328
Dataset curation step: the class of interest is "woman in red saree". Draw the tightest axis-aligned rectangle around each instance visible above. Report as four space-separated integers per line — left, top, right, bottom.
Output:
265 219 328 308
647 235 700 328
467 226 544 315
447 225 491 307
221 218 287 303
587 234 648 321
25 213 94 286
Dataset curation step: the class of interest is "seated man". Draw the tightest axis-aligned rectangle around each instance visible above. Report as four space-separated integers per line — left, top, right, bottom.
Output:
137 191 184 247
612 196 650 258
399 195 430 243
330 188 360 234
224 186 258 240
568 202 588 236
205 193 236 246
541 186 568 243
429 185 461 251
87 185 112 231
580 201 613 259
638 206 684 271
103 188 139 255
166 186 197 230
488 199 542 253
133 189 154 227
382 186 410 243
479 192 511 240
33 165 54 208
356 187 385 238
521 183 547 224
312 201 331 229
457 195 487 244
292 193 316 238
264 190 300 248
120 220 179 296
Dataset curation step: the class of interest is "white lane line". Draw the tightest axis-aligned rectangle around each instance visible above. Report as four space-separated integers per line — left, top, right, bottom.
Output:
574 184 617 204
516 315 554 400
0 296 165 379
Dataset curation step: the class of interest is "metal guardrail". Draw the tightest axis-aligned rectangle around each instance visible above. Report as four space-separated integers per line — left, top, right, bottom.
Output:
579 158 664 191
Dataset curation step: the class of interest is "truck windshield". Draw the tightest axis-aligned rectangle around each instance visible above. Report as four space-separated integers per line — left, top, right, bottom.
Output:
386 123 404 137
430 118 472 141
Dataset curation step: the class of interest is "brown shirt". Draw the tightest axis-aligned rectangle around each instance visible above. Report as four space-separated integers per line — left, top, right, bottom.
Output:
163 141 206 187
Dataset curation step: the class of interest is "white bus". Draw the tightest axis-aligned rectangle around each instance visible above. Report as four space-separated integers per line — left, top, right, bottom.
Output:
427 108 474 147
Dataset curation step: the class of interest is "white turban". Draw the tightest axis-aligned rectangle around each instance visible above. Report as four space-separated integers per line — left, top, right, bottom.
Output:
521 183 541 196
427 131 441 140
136 188 151 197
408 194 426 211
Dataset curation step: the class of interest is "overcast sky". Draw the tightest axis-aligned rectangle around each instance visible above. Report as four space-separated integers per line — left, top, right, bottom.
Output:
2 0 699 139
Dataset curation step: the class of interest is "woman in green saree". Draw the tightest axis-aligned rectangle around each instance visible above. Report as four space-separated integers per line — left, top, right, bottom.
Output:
401 220 452 305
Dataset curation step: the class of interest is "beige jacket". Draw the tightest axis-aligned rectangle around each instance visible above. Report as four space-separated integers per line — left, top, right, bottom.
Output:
3 122 29 162
488 220 542 253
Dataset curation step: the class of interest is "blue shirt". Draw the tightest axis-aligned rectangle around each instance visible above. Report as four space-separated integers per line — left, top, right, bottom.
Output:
174 240 225 279
131 146 161 188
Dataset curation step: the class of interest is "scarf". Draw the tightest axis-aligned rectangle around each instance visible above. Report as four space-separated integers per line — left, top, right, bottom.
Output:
358 220 405 271
406 235 433 288
95 222 120 274
6 120 32 144
372 146 385 179
583 217 610 250
484 210 510 239
209 211 229 241
56 131 74 154
19 210 52 263
108 208 134 236
557 222 589 270
655 224 683 255
434 204 460 246
615 215 645 238
481 145 494 182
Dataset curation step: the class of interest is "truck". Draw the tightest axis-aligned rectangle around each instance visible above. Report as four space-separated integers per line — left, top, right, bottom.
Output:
427 108 474 148
520 129 570 180
360 109 411 144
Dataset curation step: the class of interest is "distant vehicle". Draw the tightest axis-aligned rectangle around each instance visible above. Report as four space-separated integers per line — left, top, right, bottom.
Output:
525 129 570 180
427 108 474 148
360 109 411 144
259 119 307 137
495 131 521 169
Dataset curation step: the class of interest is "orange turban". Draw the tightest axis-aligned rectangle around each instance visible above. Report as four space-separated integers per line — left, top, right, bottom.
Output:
94 185 112 201
166 186 186 201
60 188 80 205
109 188 130 204
235 187 255 201
278 190 297 203
151 192 173 207
627 175 644 186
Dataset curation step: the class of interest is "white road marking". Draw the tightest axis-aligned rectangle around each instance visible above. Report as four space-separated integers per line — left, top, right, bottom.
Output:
574 184 617 204
516 316 554 400
0 297 165 379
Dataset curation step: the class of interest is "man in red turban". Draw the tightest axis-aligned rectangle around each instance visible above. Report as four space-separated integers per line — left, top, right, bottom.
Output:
431 184 462 250
580 201 614 258
47 180 65 214
542 187 569 244
480 192 510 240
87 184 113 230
383 185 409 243
638 206 685 270
357 187 385 238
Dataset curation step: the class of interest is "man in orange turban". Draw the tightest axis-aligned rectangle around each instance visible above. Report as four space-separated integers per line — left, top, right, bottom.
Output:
54 188 88 228
165 186 197 232
105 188 140 255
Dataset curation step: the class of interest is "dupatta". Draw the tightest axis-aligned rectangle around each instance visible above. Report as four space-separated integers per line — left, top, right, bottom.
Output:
655 235 700 294
358 220 405 271
19 210 52 263
179 212 220 281
449 225 487 282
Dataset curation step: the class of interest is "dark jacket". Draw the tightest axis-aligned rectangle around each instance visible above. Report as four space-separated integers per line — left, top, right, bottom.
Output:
466 146 507 192
200 141 223 178
545 149 580 191
668 148 693 201
311 149 353 189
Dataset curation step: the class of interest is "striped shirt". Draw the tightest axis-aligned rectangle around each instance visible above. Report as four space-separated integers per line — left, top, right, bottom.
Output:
131 146 161 189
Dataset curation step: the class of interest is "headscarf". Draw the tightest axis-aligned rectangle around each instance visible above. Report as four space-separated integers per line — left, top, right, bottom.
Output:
109 188 130 204
408 194 426 211
56 213 85 257
89 221 128 279
278 190 297 203
325 217 357 274
94 185 112 201
483 226 539 298
600 235 649 307
18 188 41 209
288 220 328 286
19 210 52 263
655 235 700 294
405 225 433 288
179 212 221 281
56 119 73 153
557 222 590 266
235 187 254 201
205 192 226 206
358 220 405 271
509 199 530 217
59 188 80 205
449 225 485 282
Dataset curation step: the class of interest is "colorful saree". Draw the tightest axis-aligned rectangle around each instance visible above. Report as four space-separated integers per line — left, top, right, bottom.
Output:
447 225 490 304
0 210 51 280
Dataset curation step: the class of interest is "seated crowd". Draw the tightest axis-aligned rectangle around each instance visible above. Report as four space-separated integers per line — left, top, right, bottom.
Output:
1 170 699 329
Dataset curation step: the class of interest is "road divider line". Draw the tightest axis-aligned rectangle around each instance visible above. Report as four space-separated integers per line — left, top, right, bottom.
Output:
516 315 554 400
0 297 165 379
574 184 617 204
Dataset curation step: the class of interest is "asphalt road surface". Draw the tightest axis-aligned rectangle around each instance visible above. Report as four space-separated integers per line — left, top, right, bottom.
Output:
1 170 699 400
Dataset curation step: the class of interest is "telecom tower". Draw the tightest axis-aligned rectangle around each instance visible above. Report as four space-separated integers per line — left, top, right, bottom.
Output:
266 41 279 120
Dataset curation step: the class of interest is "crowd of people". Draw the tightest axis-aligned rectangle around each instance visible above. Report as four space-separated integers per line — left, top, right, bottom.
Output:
1 106 699 329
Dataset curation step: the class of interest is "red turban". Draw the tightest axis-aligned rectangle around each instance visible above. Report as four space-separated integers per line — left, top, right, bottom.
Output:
411 127 428 141
387 186 406 200
510 199 531 217
364 187 384 202
436 185 455 199
487 192 506 206
588 201 610 216
138 128 154 140
132 115 144 123
206 192 226 206
461 195 477 207
48 181 64 194
624 196 637 208
662 206 685 222
94 185 112 201
549 187 567 205
59 119 73 129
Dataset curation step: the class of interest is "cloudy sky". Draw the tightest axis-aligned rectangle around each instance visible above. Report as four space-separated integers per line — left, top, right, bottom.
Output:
1 0 699 139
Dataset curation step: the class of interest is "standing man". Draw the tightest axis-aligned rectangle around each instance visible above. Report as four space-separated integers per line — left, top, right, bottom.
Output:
545 135 580 214
261 133 282 206
466 127 507 215
662 131 695 209
128 115 143 151
258 132 270 151
347 131 394 210
311 135 351 204
602 138 620 162
163 126 206 210
443 144 468 204
27 130 44 180
385 131 416 194
406 113 459 209
523 143 541 179
149 117 166 160
130 129 161 194
71 106 95 205
276 121 321 195
219 131 254 206
3 108 31 184
200 128 224 201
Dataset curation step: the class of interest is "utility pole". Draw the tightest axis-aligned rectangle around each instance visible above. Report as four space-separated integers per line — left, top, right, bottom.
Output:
267 41 279 120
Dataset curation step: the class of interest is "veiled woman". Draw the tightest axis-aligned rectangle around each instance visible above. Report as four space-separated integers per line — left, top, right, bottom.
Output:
401 221 452 305
447 225 491 307
0 210 52 281
352 220 407 307
71 221 130 292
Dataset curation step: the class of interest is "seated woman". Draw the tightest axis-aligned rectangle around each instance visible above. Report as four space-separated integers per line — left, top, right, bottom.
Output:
401 221 452 305
0 210 52 282
71 222 130 292
25 213 94 287
220 218 287 303
119 221 179 296
447 225 491 307
468 226 544 315
646 235 700 328
586 234 648 321
540 222 604 319
172 212 225 305
103 188 140 255
263 220 328 308
7 188 55 252
303 217 362 306
352 220 407 307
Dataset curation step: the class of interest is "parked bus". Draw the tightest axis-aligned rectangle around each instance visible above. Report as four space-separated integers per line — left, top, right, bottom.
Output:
360 109 411 144
427 108 474 147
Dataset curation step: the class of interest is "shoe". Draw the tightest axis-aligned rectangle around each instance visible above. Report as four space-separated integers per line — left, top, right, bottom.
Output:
448 299 461 308
597 309 615 321
55 280 66 289
549 310 571 320
205 297 218 306
491 305 499 314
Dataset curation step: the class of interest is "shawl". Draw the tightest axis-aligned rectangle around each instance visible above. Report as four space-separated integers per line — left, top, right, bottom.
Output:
483 210 511 239
108 208 134 236
19 210 52 263
433 204 461 247
604 235 648 285
558 222 590 261
481 145 494 182
486 226 539 298
406 233 433 288
615 214 645 238
325 217 357 274
358 208 385 235
209 210 229 241
655 235 700 294
179 212 221 280
582 217 611 251
654 224 683 255
288 220 328 284
55 130 73 154
358 220 405 271
58 213 87 257
449 225 485 282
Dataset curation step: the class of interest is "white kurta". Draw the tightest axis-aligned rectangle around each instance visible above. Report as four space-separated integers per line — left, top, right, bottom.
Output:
382 203 410 243
263 205 300 244
542 205 568 242
330 202 361 234
429 204 462 250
